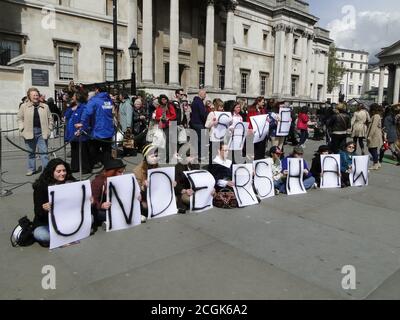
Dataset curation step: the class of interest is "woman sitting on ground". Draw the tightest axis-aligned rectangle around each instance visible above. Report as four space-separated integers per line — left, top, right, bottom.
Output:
32 158 76 246
91 158 132 228
310 145 331 187
208 143 234 192
339 141 356 188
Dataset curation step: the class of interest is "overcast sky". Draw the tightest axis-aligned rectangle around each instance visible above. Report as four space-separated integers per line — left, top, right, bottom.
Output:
308 0 400 62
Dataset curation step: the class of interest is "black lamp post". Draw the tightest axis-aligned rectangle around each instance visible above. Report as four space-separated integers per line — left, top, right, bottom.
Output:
129 38 139 96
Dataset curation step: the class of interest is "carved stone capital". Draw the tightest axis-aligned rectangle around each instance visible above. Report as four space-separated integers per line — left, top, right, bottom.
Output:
207 0 215 6
274 23 287 33
227 0 238 11
286 25 295 34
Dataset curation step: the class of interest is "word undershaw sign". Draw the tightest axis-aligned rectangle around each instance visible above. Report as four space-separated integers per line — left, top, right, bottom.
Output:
229 121 249 151
48 180 92 250
233 164 258 207
253 159 275 199
106 174 141 232
250 115 270 143
184 170 215 213
286 158 306 195
276 107 292 137
350 155 369 187
320 154 341 189
212 112 232 142
147 167 178 219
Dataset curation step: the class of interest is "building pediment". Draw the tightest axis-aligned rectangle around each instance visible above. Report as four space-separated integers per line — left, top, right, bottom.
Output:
376 40 400 58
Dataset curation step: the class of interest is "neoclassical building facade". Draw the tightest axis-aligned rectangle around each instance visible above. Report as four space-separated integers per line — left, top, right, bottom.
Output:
0 0 332 111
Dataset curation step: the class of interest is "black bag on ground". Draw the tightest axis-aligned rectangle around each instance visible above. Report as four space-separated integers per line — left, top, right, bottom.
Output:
10 216 35 247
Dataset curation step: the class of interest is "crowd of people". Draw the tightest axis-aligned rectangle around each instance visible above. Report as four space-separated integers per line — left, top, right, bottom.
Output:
15 84 400 247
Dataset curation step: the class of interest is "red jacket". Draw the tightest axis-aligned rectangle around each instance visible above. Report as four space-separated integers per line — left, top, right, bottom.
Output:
297 113 309 130
247 107 266 130
155 104 177 129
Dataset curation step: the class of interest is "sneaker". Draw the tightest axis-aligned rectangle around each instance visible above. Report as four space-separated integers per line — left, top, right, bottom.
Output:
274 189 280 195
178 208 187 214
141 215 147 223
312 183 318 189
26 171 34 176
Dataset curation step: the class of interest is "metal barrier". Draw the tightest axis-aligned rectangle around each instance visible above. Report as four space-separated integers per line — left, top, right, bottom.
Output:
0 112 67 158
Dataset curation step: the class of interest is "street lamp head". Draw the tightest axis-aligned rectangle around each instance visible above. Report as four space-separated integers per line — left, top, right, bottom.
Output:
129 38 139 59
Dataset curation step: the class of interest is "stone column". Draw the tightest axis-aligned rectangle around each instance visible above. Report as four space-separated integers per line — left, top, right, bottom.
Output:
127 0 138 77
305 34 314 97
205 0 215 88
284 26 294 95
322 51 329 102
313 49 320 100
378 66 386 104
189 4 199 88
299 32 308 96
169 0 179 85
273 23 286 95
394 64 400 104
142 0 153 83
224 0 237 91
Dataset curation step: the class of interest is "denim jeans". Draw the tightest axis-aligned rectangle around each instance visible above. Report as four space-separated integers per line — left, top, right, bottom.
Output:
275 176 316 194
25 127 49 172
33 225 50 242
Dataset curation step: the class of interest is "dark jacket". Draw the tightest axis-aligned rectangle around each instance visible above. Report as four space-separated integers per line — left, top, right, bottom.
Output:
327 112 351 134
132 108 147 135
33 184 49 228
208 163 233 191
190 96 207 127
310 155 322 184
384 114 398 143
174 162 201 195
339 150 353 172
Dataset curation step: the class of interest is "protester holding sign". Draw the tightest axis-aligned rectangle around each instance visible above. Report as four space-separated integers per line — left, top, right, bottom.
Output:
174 152 201 213
32 159 76 247
248 97 270 160
133 144 160 222
339 141 356 188
205 99 227 164
310 145 331 187
91 158 128 228
275 146 316 194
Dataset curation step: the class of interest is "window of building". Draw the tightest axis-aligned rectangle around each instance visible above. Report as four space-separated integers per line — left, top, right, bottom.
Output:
0 39 22 65
351 63 353 69
291 77 298 97
199 65 205 88
359 73 362 81
310 83 313 96
358 85 362 95
350 72 353 80
58 0 71 6
351 53 354 59
104 53 114 82
222 23 227 42
241 71 249 94
317 85 323 101
260 73 268 96
341 62 344 68
373 74 375 81
263 31 268 51
360 54 363 60
58 47 74 80
341 52 344 58
293 38 299 55
219 66 225 90
349 85 353 95
360 64 363 70
243 26 249 46
106 0 114 16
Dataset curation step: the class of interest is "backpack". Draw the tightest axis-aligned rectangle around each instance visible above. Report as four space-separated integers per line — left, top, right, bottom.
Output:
10 216 35 247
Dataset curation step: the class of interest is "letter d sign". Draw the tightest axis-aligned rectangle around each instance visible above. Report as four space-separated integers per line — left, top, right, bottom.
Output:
341 265 356 290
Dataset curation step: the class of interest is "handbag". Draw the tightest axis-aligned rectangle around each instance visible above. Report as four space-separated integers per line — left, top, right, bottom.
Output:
213 188 238 209
123 128 135 150
178 125 187 144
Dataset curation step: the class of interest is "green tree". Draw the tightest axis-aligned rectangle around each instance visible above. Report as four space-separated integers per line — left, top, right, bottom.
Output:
327 44 346 94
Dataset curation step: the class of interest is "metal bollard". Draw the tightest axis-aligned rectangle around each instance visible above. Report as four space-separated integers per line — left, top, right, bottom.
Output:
0 128 12 197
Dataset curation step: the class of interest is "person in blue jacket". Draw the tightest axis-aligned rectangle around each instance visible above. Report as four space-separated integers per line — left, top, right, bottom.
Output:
77 84 114 167
64 90 91 174
275 146 316 194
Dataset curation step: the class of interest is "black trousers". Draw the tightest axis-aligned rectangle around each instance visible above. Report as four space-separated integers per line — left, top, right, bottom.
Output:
330 134 347 154
254 138 267 160
70 141 91 173
89 138 112 166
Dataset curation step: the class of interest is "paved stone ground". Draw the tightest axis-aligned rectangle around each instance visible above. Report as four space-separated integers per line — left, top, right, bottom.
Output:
1 138 400 300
